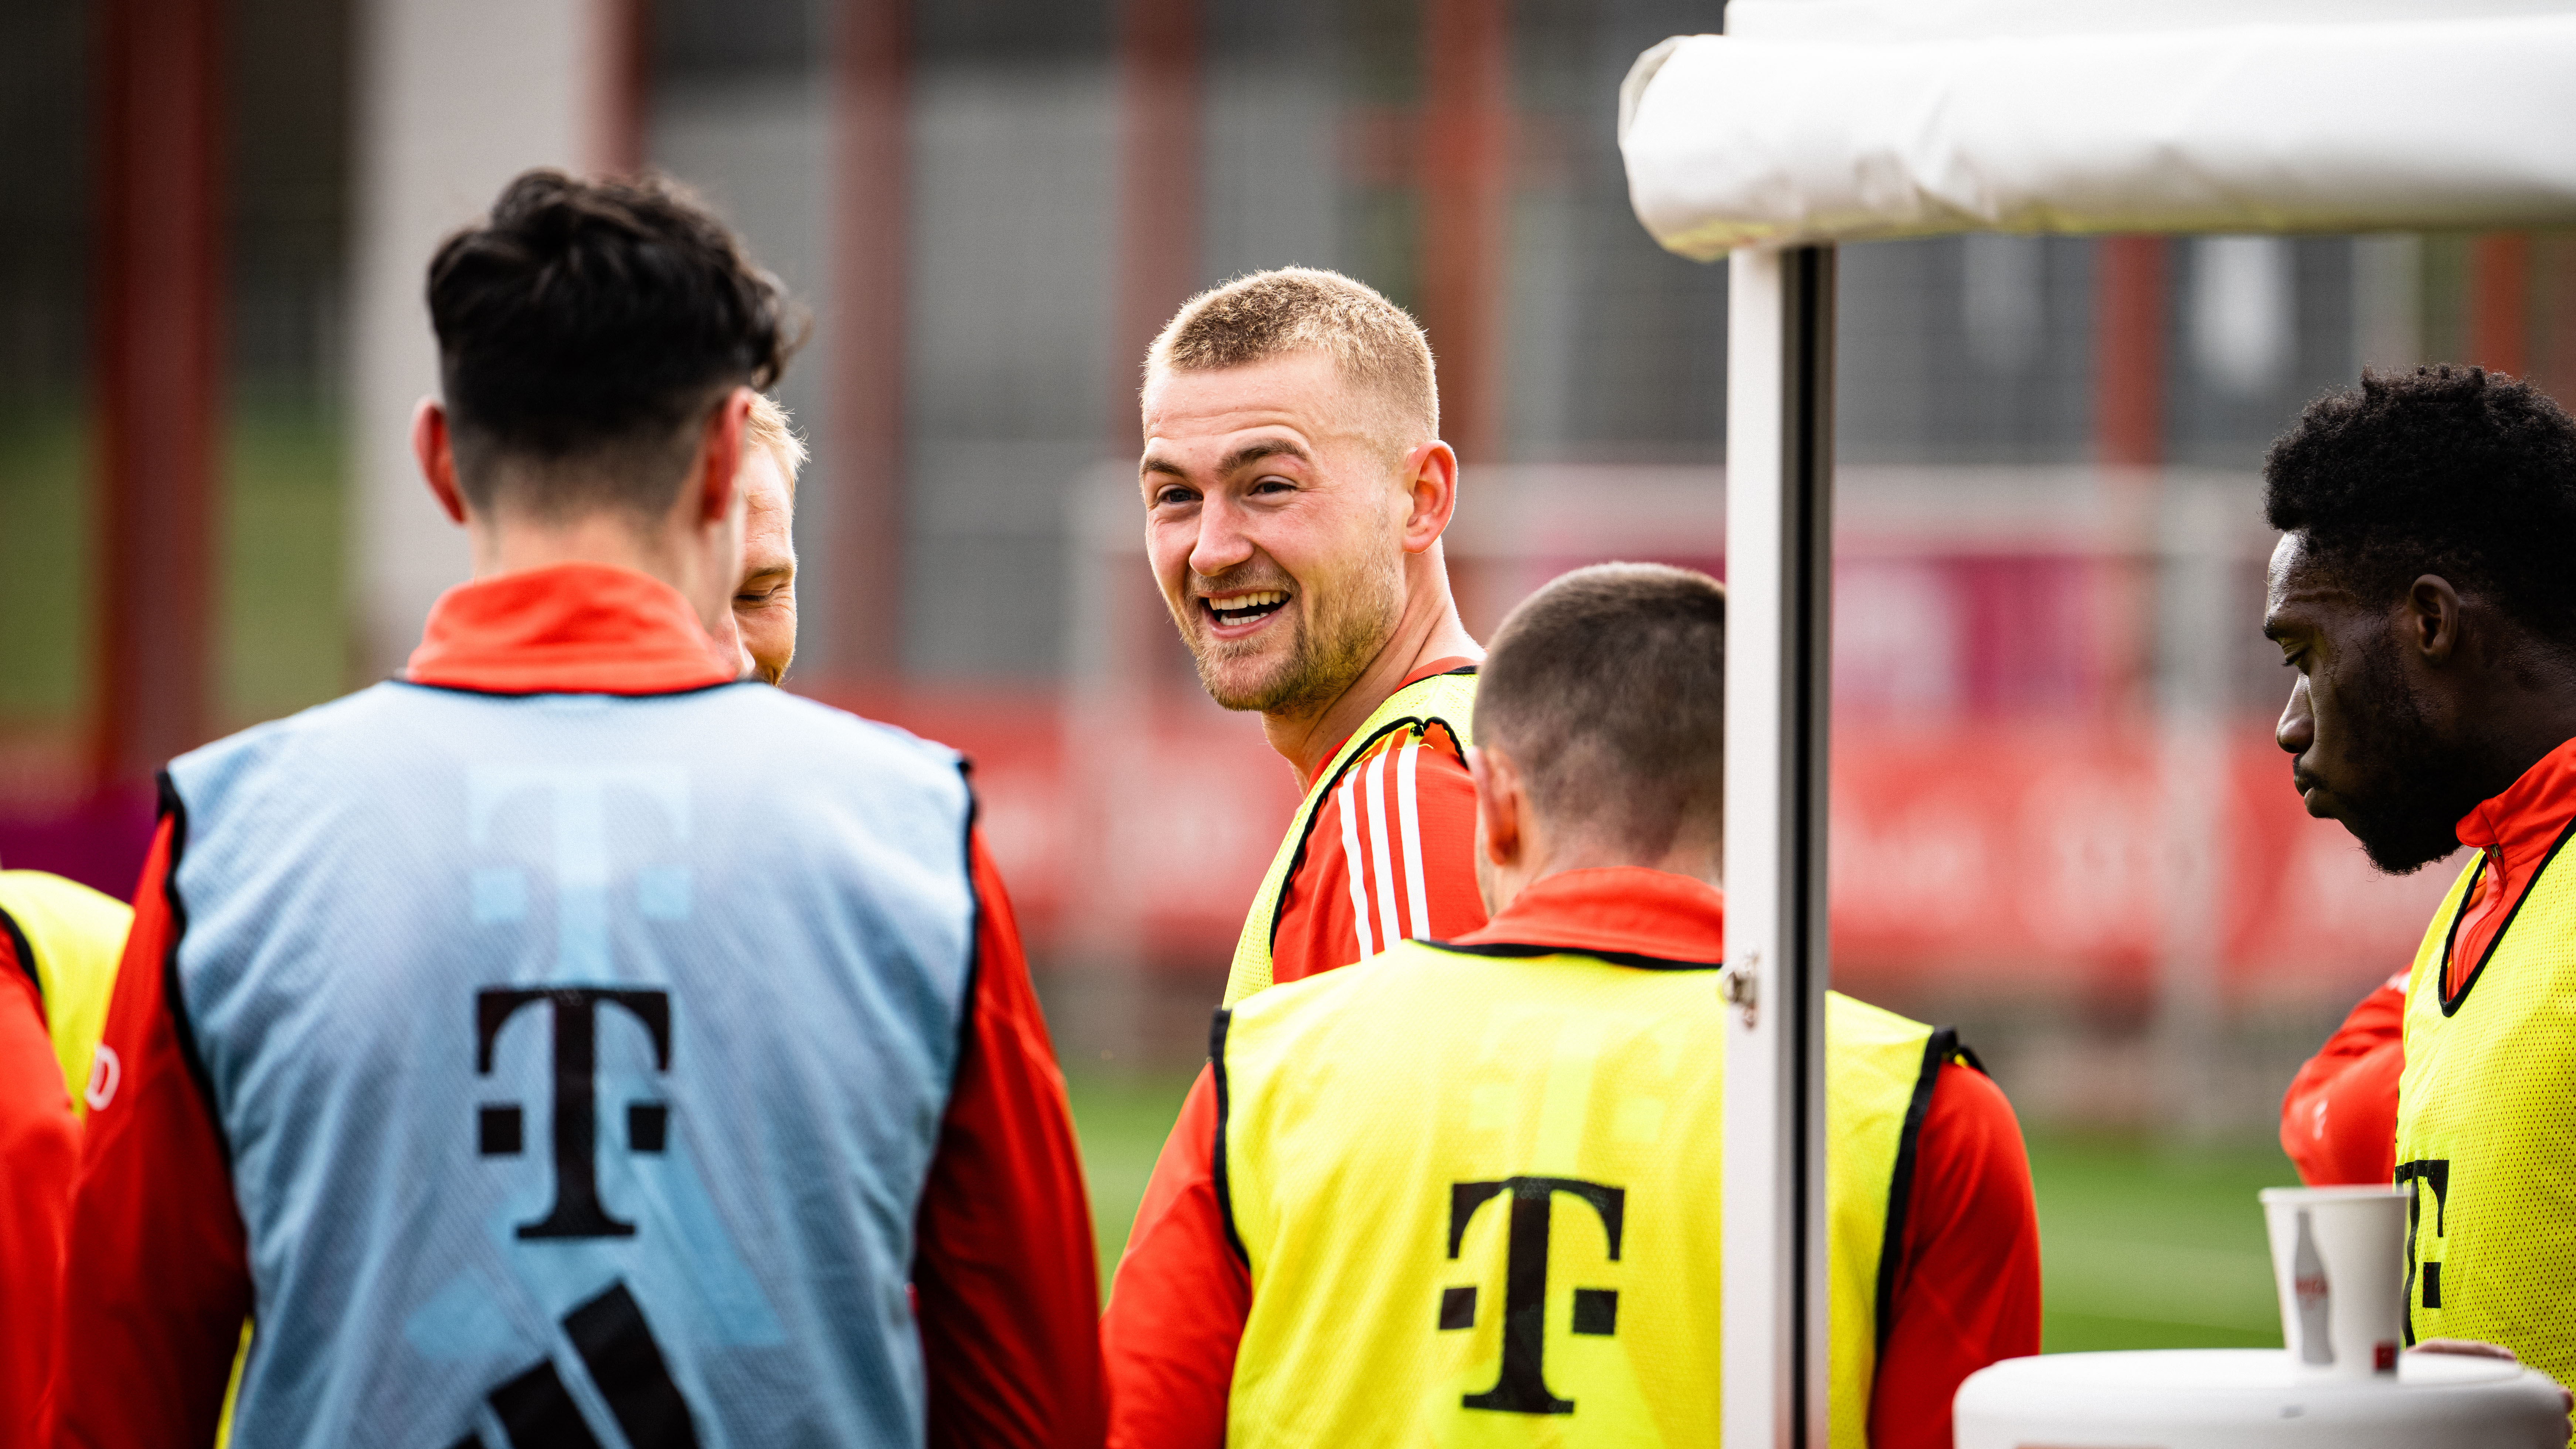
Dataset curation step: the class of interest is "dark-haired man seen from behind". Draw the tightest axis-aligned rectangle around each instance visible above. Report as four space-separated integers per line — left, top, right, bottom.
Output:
50 171 1104 1448
2265 366 2576 1387
1105 564 2039 1448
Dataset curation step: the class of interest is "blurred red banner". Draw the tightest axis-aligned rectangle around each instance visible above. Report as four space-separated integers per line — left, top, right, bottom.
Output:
856 691 2447 1004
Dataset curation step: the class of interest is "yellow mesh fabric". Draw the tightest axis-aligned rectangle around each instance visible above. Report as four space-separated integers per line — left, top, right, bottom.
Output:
2398 848 2576 1389
0 869 131 1119
1219 941 1935 1446
1220 671 1478 1007
1820 992 1940 1448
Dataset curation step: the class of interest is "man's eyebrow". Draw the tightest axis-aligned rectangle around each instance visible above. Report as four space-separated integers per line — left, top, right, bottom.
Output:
1216 438 1309 475
1141 437 1314 484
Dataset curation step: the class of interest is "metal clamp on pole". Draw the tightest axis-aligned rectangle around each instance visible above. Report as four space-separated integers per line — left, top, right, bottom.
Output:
1721 241 1836 1449
1720 953 1760 1028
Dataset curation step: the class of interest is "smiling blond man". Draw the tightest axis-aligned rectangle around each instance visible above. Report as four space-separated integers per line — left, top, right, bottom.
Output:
719 393 803 684
1106 268 1488 1443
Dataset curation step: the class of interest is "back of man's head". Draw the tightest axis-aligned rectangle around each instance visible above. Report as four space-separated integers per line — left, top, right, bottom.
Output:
428 170 800 520
1476 563 1726 859
1148 267 1438 458
2266 365 2576 647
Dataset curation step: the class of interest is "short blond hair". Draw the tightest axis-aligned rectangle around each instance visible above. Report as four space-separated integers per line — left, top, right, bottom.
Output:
1147 267 1438 451
745 393 808 495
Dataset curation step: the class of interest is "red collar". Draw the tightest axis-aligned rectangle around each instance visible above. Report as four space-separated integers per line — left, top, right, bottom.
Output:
1451 867 1724 966
2444 733 2576 995
2455 733 2576 867
405 563 736 696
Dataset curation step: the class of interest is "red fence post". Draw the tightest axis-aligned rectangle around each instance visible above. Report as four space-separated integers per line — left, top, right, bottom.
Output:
2468 233 2532 380
830 0 912 685
1418 0 1510 470
2094 235 2167 469
1113 0 1203 447
91 0 227 787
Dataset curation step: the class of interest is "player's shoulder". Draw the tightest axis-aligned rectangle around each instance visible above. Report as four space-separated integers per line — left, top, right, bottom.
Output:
166 681 417 805
1227 939 1452 1032
1389 664 1480 726
170 681 968 821
1333 719 1475 792
708 686 964 776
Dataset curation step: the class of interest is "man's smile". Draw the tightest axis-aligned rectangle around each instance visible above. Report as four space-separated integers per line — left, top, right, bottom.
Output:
1199 589 1292 638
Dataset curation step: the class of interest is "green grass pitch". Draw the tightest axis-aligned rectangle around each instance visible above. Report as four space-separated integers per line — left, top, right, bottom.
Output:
1064 1072 2293 1354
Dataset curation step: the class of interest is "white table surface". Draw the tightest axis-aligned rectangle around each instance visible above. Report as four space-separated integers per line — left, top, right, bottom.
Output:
1954 1348 2567 1449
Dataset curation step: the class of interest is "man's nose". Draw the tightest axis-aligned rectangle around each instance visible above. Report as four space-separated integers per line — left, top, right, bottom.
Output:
1188 495 1256 578
2277 675 2315 756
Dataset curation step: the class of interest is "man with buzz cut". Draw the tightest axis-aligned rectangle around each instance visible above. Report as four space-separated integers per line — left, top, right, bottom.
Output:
1104 268 1491 1433
1107 564 2040 1448
48 170 1104 1449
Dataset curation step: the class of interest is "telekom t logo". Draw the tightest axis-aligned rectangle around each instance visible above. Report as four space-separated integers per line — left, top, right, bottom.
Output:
467 765 690 1242
477 988 671 1239
1439 1175 1627 1414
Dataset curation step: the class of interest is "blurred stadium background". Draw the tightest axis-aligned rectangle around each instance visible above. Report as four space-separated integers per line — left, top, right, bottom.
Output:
8 0 2576 1349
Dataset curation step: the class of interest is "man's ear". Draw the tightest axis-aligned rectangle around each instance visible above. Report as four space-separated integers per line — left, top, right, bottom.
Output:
693 386 756 526
1398 440 1459 555
412 398 469 525
2408 574 2465 666
1467 744 1521 867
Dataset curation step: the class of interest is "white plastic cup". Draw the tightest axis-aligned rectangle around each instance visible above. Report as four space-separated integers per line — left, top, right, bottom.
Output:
2260 1185 2409 1378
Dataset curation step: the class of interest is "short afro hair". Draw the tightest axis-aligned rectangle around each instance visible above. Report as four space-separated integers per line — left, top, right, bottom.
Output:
2265 366 2576 645
1476 563 1726 858
428 169 803 518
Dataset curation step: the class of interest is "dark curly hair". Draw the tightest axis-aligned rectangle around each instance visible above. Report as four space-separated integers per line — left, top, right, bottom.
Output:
427 169 804 516
2265 366 2576 646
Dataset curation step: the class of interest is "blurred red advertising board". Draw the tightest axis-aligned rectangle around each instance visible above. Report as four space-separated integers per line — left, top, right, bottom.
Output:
852 688 2447 1002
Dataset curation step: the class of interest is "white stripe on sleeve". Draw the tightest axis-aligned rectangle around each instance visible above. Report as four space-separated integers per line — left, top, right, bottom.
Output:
1338 773 1376 961
1364 746 1406 956
1397 740 1430 939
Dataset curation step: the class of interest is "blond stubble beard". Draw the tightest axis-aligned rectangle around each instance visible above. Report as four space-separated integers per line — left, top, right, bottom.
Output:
1186 548 1404 717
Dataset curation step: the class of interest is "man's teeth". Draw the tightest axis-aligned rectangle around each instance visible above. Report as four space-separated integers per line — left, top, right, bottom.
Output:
1211 590 1287 617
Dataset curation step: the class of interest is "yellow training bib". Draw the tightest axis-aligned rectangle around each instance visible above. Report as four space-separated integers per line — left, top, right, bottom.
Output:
0 869 131 1119
2397 842 2576 1388
1220 668 1478 1007
1216 939 1955 1447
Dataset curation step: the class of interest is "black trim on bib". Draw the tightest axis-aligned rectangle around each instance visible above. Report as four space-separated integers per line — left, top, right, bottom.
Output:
1209 1007 1250 1267
0 905 38 1010
1421 939 1722 974
2437 811 2576 1018
1873 1026 1968 1354
947 763 986 1094
156 770 231 1167
1261 666 1477 960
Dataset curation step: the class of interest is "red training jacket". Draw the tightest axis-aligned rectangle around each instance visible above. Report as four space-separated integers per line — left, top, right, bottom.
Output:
0 927 82 1438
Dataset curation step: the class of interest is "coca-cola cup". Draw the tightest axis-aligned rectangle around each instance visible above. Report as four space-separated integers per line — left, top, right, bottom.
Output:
2259 1185 2410 1378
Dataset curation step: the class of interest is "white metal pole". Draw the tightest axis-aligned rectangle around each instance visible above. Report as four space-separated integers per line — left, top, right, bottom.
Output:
351 0 615 677
1722 242 1836 1449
